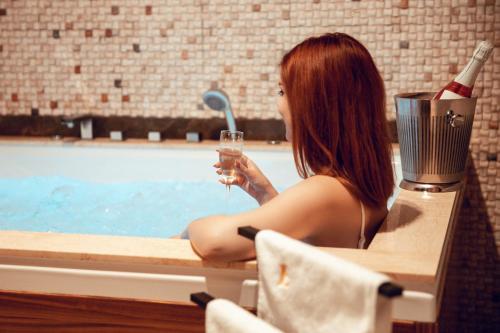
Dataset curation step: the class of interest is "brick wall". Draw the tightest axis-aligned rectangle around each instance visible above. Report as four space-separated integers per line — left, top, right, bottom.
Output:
0 0 498 331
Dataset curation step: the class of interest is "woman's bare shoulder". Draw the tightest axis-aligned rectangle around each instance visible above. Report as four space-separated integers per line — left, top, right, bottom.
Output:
287 175 369 247
263 175 359 223
270 175 339 204
292 175 357 203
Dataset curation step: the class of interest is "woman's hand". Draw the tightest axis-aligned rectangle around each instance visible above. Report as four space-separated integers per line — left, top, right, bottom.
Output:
214 153 278 205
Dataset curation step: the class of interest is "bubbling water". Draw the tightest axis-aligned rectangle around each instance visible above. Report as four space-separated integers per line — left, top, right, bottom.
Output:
0 176 263 237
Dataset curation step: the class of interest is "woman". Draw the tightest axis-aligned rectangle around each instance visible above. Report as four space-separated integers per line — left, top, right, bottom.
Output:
187 32 394 261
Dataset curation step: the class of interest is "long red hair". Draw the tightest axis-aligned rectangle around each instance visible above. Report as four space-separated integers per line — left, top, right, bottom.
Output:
280 32 394 208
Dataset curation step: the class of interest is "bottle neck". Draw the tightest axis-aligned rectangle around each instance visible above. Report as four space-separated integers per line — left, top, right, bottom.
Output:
454 56 484 87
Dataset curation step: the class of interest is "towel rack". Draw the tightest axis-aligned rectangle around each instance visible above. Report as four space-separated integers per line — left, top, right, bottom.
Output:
237 226 404 299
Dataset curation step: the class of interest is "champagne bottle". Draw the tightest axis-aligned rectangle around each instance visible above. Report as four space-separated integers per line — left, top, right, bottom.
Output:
433 40 494 100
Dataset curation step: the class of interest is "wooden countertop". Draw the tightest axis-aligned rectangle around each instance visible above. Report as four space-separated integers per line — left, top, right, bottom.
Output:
0 137 463 301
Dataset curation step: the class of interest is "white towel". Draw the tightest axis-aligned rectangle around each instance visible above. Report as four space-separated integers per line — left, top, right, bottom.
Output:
206 298 283 333
256 230 393 333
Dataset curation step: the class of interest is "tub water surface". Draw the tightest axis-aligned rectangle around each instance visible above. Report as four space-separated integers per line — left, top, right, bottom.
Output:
0 142 401 237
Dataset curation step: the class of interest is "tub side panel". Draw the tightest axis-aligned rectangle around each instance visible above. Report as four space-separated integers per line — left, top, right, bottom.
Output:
0 289 205 333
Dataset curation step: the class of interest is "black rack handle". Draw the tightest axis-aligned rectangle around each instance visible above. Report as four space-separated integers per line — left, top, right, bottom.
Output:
237 226 260 241
190 292 214 309
378 282 403 298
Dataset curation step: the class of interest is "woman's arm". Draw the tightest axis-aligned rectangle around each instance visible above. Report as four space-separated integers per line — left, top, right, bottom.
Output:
188 175 354 262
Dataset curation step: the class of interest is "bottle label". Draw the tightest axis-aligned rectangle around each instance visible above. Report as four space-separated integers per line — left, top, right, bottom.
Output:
434 81 474 99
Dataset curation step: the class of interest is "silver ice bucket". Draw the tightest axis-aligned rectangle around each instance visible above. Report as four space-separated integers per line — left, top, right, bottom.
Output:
394 92 477 192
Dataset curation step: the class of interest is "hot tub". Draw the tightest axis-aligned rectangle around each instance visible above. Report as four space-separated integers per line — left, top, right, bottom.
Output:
0 137 461 331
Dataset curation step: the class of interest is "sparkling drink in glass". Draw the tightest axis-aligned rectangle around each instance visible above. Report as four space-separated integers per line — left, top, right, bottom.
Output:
219 130 244 184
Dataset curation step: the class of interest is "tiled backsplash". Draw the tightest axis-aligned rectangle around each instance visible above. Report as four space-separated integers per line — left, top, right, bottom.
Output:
1 0 496 121
0 0 499 330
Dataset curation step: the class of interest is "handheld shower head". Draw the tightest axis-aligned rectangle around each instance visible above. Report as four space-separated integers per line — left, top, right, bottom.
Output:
202 89 237 132
203 90 229 111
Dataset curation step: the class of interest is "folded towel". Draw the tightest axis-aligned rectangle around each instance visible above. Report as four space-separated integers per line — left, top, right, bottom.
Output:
206 298 283 333
256 230 393 333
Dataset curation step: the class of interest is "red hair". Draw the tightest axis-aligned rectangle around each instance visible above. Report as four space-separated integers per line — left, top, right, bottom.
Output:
280 32 394 208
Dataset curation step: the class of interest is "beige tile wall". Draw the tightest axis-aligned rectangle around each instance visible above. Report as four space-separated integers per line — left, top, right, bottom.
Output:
0 0 499 330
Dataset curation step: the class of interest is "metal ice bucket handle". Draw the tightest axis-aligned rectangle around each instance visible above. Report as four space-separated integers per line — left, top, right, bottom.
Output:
446 110 464 128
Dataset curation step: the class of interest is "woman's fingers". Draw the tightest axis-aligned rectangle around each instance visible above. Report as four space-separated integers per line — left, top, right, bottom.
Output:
239 154 249 168
235 160 248 171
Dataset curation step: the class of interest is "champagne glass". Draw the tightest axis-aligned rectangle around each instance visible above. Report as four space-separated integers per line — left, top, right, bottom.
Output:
219 130 244 187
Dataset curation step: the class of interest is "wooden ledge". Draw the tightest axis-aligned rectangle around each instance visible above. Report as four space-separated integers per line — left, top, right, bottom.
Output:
0 182 461 292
